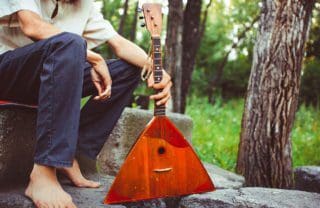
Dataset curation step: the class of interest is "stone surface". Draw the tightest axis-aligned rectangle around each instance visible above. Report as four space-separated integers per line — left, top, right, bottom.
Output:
0 107 193 182
295 166 320 193
179 187 320 208
203 162 244 189
0 174 166 208
97 107 193 176
0 108 36 185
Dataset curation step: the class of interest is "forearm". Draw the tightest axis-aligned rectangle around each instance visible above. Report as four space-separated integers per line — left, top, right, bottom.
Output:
108 35 149 69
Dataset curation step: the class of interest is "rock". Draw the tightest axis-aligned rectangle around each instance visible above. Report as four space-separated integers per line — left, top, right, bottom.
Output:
203 162 244 189
295 166 320 193
97 108 193 176
0 108 36 185
0 174 166 208
0 107 193 182
179 187 320 208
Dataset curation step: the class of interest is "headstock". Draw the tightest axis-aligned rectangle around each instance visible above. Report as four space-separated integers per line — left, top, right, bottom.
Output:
141 3 162 37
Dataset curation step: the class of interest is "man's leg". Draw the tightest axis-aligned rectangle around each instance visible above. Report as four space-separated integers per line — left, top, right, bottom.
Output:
77 59 141 159
57 59 140 189
0 32 87 208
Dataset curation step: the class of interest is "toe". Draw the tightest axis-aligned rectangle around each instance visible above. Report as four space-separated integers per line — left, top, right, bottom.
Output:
66 202 77 208
89 180 101 188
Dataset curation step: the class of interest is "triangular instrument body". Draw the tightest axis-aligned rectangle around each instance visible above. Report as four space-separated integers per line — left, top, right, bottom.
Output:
105 116 215 204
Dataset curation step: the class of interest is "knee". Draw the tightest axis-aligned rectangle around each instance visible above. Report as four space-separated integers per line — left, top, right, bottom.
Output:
118 60 140 81
49 32 87 57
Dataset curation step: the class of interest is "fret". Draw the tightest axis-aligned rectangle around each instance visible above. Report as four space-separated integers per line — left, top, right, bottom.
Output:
153 38 161 45
154 59 161 65
154 71 162 76
154 52 161 59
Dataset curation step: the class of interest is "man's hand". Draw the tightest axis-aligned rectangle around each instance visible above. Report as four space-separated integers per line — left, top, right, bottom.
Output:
148 70 172 106
87 50 112 101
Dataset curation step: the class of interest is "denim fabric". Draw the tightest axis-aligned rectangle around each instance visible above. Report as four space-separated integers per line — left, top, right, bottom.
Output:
0 32 140 167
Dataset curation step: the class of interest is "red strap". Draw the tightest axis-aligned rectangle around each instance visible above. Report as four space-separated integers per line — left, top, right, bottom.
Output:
0 100 10 104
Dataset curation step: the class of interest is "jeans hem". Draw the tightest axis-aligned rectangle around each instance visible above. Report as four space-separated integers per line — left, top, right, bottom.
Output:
34 158 73 168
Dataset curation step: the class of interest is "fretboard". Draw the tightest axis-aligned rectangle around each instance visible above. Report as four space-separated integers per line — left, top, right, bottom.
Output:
152 37 166 116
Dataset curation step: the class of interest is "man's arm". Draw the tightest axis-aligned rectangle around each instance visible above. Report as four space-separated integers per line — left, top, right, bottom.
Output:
17 10 60 39
17 10 111 101
108 35 172 106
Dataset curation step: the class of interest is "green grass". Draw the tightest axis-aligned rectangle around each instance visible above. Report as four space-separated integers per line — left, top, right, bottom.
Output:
186 97 320 172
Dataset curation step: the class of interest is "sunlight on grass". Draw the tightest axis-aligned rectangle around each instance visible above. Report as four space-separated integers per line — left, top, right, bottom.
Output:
186 97 320 172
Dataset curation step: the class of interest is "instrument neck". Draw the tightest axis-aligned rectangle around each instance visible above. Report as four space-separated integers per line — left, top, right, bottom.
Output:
152 36 166 116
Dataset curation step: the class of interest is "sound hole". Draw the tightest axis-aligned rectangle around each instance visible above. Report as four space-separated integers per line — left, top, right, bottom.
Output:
158 146 165 155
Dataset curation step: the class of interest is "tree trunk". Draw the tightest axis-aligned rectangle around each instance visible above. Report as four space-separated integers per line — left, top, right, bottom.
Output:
118 0 130 35
236 0 315 188
129 1 138 41
181 0 202 113
165 0 184 112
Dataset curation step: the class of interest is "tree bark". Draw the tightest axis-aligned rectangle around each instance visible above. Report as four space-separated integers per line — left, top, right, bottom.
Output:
236 0 315 188
165 0 184 112
181 0 202 113
118 0 130 35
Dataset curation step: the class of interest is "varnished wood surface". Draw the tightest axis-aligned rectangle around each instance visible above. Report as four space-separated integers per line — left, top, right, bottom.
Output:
105 116 215 204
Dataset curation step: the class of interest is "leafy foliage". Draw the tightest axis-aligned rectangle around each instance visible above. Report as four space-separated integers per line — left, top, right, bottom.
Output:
187 98 320 171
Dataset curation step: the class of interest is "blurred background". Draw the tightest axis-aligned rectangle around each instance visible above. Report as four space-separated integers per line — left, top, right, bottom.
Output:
94 0 320 172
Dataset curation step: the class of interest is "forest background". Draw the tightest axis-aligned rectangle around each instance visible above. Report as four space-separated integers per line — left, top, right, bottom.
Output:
92 0 320 173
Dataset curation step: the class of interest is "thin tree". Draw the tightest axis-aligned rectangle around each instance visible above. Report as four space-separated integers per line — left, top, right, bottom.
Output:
129 1 139 41
165 0 184 112
118 0 130 35
180 0 202 113
237 0 315 188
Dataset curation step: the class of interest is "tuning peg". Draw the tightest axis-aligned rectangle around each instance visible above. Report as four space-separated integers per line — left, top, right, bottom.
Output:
140 23 146 27
139 16 144 19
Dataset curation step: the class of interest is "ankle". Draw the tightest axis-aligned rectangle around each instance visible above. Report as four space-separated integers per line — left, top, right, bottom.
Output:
30 164 57 181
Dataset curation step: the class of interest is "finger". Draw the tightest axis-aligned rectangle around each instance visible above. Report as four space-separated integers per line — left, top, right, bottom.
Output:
150 82 172 100
147 73 154 88
93 82 103 100
153 76 171 89
153 71 171 89
156 94 171 106
100 84 112 101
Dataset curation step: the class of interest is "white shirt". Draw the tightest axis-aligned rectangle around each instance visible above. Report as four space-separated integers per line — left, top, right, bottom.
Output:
0 0 118 55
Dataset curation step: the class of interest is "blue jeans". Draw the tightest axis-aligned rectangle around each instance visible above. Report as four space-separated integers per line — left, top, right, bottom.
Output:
0 32 140 167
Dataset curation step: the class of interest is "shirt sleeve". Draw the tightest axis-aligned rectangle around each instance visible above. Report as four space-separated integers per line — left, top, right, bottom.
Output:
0 0 41 18
0 0 41 27
83 2 118 49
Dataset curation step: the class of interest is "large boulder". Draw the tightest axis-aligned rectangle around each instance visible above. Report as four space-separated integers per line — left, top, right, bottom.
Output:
203 163 244 189
0 108 36 185
97 107 193 176
179 187 320 208
0 107 193 183
294 166 320 193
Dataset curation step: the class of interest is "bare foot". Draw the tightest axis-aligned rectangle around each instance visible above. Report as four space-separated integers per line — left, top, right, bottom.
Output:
58 159 100 188
25 164 77 208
